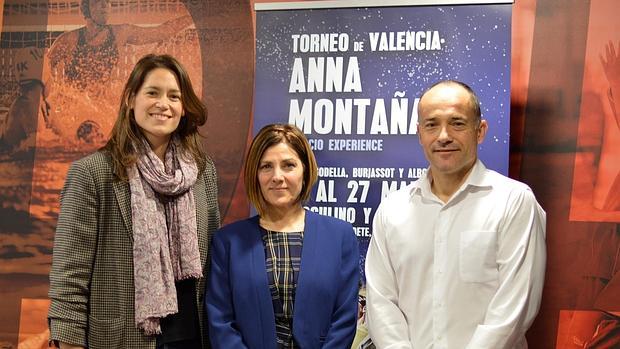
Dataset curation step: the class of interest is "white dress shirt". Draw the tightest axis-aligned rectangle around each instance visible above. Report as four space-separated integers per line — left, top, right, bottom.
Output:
365 160 546 349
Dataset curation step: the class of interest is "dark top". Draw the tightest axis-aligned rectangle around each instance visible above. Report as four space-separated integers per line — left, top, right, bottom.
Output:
261 229 304 349
158 278 199 343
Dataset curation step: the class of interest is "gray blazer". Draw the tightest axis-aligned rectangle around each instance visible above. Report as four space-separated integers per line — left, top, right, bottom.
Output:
48 150 220 348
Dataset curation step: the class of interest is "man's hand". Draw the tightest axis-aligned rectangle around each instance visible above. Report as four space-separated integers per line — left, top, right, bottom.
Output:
600 40 620 129
600 40 620 89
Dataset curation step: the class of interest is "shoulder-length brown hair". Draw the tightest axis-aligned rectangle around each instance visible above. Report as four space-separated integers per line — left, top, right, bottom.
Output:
104 54 207 180
244 123 318 216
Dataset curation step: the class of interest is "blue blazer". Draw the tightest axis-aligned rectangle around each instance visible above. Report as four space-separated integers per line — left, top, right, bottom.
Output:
206 210 359 349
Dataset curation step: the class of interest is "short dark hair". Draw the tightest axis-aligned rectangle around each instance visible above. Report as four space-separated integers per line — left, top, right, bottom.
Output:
104 54 208 179
244 124 318 216
418 80 482 122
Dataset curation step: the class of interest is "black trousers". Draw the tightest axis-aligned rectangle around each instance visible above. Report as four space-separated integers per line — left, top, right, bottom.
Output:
156 337 202 349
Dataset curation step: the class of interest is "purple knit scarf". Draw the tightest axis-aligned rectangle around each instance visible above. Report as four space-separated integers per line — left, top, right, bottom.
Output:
128 137 202 335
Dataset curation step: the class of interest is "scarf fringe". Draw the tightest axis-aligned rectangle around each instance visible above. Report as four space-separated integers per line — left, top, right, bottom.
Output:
138 317 166 336
176 271 203 281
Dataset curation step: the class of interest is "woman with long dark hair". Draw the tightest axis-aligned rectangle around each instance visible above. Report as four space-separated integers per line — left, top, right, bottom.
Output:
48 54 219 349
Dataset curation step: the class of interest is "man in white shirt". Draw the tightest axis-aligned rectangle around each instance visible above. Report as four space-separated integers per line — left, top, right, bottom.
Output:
365 80 546 349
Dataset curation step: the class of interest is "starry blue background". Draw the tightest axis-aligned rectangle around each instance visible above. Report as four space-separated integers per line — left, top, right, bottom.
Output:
255 4 512 271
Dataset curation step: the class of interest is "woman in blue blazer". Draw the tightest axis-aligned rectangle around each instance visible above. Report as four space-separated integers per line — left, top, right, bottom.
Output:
206 124 359 348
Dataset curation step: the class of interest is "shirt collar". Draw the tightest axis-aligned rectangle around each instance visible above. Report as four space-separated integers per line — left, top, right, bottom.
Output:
409 159 492 200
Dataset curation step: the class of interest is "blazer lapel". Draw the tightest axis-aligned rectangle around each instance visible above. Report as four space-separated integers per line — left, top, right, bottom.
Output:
113 180 133 241
249 217 278 349
293 211 319 327
193 176 208 267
